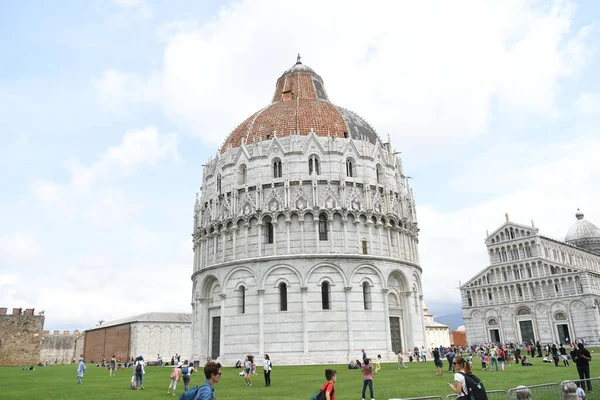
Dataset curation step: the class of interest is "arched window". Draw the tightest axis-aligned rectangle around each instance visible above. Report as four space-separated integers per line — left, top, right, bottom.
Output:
308 155 320 175
413 287 419 313
279 282 287 311
376 165 382 183
322 281 330 310
319 214 328 241
467 294 473 306
361 239 368 254
363 282 372 310
216 173 222 195
273 159 282 178
239 165 247 185
239 285 246 314
517 286 523 297
346 159 354 177
265 220 274 244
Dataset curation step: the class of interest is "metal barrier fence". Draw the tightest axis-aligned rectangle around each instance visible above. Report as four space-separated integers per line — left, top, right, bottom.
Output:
561 378 600 399
445 390 506 400
389 396 444 400
507 383 561 400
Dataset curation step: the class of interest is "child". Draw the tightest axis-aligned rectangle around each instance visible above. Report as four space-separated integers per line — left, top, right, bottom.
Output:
77 358 86 384
167 362 182 396
374 355 381 374
321 369 336 400
484 354 490 372
361 358 374 400
397 351 408 369
576 381 586 400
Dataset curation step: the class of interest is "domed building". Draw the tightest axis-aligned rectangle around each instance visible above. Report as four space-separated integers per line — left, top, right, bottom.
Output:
190 57 425 365
565 210 600 255
460 211 600 346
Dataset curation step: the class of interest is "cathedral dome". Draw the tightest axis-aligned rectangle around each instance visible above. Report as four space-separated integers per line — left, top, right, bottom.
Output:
565 210 600 242
221 57 380 152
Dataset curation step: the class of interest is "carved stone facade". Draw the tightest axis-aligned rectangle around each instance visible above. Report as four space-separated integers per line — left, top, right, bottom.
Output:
461 216 600 346
191 59 425 365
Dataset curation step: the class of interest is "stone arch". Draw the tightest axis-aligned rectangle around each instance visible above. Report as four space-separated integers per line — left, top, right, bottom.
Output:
516 306 531 315
261 264 303 289
306 262 348 288
223 267 258 292
388 292 401 308
351 264 385 289
387 270 409 293
201 275 220 298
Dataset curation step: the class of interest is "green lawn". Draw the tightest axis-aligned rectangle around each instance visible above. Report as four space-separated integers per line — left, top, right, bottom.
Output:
1 356 598 400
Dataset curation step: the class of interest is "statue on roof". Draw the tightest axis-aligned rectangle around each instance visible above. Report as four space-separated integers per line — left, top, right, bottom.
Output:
297 53 302 64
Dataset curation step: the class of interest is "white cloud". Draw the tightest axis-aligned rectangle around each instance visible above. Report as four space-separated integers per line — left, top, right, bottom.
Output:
92 69 160 112
153 0 592 149
31 180 72 217
0 232 43 265
419 135 600 303
67 126 179 193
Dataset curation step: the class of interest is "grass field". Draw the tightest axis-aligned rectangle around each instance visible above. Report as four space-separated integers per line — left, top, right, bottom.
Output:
1 356 598 400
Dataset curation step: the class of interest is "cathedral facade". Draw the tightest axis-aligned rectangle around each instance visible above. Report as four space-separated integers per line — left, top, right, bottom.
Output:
460 211 600 346
190 59 426 365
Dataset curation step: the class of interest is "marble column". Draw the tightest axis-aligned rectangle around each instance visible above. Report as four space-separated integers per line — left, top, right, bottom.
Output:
382 288 392 355
272 221 278 256
344 286 354 359
258 289 265 355
299 220 305 253
257 222 263 257
301 287 309 355
219 294 226 358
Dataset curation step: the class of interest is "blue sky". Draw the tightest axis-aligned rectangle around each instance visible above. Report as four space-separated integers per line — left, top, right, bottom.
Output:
1 0 599 331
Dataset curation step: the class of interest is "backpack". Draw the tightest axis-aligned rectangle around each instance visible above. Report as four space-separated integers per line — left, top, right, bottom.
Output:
309 382 334 400
182 366 189 375
135 361 142 373
459 372 488 400
178 385 199 400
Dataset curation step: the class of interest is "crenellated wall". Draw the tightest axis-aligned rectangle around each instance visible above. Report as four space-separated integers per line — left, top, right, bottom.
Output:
40 330 84 364
0 308 44 365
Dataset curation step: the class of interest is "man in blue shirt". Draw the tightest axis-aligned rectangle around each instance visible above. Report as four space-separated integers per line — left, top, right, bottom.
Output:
197 362 222 400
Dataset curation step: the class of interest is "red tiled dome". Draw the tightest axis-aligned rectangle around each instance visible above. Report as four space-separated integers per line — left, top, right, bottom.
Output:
220 58 380 152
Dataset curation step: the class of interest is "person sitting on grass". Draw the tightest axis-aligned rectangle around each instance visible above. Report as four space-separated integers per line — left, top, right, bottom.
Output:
521 356 533 366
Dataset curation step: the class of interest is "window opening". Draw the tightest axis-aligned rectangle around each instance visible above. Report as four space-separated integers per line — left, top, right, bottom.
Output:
362 240 367 254
363 282 372 310
273 160 282 178
279 282 287 311
266 221 274 244
322 282 330 310
346 159 353 177
319 214 328 241
239 285 246 314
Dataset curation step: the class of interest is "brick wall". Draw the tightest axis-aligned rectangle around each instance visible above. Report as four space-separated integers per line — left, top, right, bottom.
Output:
84 324 131 363
0 314 45 365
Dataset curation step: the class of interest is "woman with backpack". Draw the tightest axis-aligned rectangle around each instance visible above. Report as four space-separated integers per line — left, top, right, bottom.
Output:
134 355 145 390
449 356 487 400
167 361 182 396
182 362 197 392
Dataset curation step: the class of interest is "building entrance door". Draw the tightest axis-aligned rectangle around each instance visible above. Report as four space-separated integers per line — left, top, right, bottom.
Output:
389 317 402 354
519 320 535 344
211 316 221 360
557 324 570 345
490 329 500 343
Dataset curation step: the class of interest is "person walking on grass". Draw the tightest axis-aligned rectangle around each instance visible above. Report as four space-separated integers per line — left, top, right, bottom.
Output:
109 355 116 376
134 355 145 390
575 342 592 392
397 351 407 369
196 362 222 400
167 361 182 396
77 357 86 384
361 358 375 400
433 347 443 376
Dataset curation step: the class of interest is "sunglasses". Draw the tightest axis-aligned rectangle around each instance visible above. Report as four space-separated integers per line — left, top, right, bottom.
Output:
452 362 459 365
